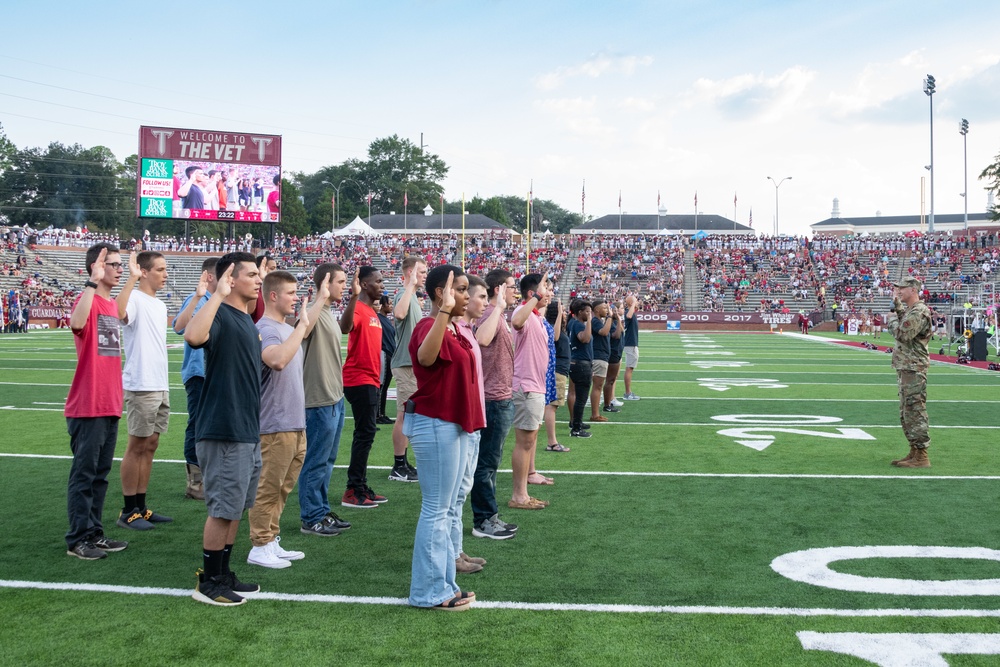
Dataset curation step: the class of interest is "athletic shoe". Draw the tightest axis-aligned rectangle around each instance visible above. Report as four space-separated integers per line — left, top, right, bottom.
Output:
471 515 516 540
364 486 388 504
376 415 395 424
226 570 259 593
92 535 128 552
571 429 592 438
499 517 518 532
611 398 624 407
193 568 245 607
405 461 418 476
117 508 155 531
388 465 419 483
271 536 305 561
602 405 621 413
341 488 378 509
623 392 641 401
579 422 591 430
301 519 342 537
247 543 291 569
142 508 173 523
324 512 352 530
67 541 106 560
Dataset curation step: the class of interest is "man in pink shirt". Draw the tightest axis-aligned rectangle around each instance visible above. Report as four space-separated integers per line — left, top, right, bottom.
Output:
508 273 550 510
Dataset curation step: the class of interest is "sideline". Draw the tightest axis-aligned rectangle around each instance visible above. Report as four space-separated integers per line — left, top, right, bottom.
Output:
2 578 998 617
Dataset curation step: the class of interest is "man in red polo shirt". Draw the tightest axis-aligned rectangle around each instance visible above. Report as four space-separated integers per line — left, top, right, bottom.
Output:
341 266 386 509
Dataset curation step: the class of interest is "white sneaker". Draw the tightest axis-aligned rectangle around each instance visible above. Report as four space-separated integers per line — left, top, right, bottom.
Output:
247 543 291 569
611 398 624 407
271 536 304 561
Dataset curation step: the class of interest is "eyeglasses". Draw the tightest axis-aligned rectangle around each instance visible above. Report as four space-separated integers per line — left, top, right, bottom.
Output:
105 262 123 270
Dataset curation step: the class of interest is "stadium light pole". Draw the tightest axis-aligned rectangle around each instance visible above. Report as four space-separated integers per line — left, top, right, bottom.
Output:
766 176 792 236
924 74 936 233
960 118 969 232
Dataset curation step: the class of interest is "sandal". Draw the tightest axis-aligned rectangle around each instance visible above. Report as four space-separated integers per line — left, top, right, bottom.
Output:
529 496 550 507
432 594 471 611
527 472 554 486
508 498 546 510
545 443 571 452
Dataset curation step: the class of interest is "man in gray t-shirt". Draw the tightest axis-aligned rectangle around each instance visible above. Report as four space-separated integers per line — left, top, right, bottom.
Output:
388 256 427 482
248 271 312 568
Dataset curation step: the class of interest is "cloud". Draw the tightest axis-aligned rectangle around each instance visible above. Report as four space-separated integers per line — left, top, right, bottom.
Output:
690 67 816 122
534 96 618 140
534 52 653 90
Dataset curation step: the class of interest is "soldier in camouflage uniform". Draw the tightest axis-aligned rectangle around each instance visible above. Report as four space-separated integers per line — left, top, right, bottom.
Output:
887 277 933 468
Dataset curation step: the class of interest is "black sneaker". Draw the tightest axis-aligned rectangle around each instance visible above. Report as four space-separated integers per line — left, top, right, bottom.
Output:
571 429 592 438
117 508 155 531
192 569 245 606
67 541 106 560
324 512 352 530
364 486 389 504
301 519 342 537
226 570 259 594
499 517 518 533
92 535 128 552
405 461 418 476
376 415 395 424
388 465 419 483
142 508 173 523
602 405 621 413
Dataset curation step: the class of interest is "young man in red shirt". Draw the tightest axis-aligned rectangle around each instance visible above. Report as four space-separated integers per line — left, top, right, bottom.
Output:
341 266 387 508
65 243 129 560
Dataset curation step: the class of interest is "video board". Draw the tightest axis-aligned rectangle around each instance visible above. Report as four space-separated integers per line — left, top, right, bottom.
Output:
137 126 282 223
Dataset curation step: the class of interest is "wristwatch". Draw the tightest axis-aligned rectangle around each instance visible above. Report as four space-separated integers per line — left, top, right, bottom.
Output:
84 280 98 289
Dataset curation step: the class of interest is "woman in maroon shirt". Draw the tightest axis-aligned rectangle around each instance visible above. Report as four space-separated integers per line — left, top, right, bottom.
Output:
404 264 483 610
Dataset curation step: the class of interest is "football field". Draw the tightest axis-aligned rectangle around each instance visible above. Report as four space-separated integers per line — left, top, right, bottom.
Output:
1 329 999 666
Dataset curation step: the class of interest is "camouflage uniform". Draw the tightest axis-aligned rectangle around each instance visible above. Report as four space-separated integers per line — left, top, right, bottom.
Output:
888 299 932 449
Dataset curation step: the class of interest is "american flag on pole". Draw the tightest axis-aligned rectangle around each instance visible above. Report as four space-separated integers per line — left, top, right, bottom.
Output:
749 208 753 227
734 192 737 206
582 180 585 206
404 191 408 207
657 190 661 207
618 190 622 209
694 191 698 207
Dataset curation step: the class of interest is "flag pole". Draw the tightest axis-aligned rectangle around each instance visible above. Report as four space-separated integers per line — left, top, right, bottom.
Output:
461 193 466 271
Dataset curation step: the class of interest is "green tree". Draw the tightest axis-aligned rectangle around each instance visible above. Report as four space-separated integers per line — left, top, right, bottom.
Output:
277 178 309 238
0 122 15 174
979 148 1000 220
355 135 447 215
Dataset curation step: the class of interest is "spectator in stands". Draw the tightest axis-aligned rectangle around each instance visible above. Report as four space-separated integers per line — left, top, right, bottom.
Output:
115 251 173 532
172 257 220 501
65 243 129 560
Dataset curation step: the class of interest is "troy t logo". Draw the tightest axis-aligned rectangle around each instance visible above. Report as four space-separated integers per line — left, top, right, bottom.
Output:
149 130 174 155
250 137 273 162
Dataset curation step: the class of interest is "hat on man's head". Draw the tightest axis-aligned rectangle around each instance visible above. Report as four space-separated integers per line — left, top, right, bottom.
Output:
893 277 922 290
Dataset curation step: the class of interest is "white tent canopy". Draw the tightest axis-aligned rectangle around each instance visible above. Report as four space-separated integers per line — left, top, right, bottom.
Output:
335 216 381 236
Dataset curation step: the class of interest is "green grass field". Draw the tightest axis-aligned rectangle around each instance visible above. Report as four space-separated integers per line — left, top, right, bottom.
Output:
1 329 999 666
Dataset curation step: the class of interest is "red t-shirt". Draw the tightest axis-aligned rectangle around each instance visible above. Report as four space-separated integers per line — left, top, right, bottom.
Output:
65 294 123 419
408 317 485 434
342 301 382 388
267 189 280 213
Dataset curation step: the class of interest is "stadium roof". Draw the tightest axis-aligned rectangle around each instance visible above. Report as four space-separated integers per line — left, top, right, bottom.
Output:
811 212 998 234
365 213 509 233
572 214 752 234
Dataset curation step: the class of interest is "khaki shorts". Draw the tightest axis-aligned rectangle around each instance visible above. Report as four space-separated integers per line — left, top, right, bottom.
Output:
394 366 417 410
548 373 568 407
124 390 170 437
512 390 545 431
592 360 609 379
624 346 639 369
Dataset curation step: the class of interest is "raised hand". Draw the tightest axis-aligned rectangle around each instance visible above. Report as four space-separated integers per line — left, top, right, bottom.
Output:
406 266 419 290
258 255 270 280
196 270 210 298
496 281 507 305
217 263 235 299
297 295 310 329
89 248 107 283
316 272 331 303
440 271 456 314
127 251 141 280
351 269 362 298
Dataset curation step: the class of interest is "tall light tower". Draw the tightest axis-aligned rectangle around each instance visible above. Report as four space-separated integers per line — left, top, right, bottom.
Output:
923 74 936 233
766 176 792 236
960 118 969 232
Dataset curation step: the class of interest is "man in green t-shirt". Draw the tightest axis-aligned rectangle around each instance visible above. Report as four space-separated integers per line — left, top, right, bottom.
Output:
389 256 427 482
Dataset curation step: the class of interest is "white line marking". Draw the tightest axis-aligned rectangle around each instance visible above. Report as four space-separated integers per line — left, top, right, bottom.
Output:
2 452 997 479
2 579 998 617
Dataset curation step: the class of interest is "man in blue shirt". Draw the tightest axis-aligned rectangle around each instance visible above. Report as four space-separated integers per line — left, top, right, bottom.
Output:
171 257 218 501
621 294 641 400
566 299 593 438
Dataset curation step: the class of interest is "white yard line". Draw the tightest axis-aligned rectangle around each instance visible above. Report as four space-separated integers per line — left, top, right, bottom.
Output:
1 579 997 617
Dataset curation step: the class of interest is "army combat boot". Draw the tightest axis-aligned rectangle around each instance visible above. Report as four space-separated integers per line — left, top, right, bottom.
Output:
891 445 915 466
895 447 930 468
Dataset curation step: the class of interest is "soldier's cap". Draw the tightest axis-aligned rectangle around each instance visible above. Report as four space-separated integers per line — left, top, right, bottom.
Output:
893 277 921 290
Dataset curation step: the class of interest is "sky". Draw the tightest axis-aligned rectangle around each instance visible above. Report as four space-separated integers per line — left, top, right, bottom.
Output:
2 0 999 237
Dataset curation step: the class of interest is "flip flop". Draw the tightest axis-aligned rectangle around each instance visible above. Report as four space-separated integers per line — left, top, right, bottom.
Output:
432 594 471 611
545 443 571 452
527 473 554 486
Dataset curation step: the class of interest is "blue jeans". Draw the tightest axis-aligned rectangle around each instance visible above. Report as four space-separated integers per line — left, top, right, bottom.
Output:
299 400 346 525
451 430 480 557
183 377 204 465
471 399 514 527
404 413 469 607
